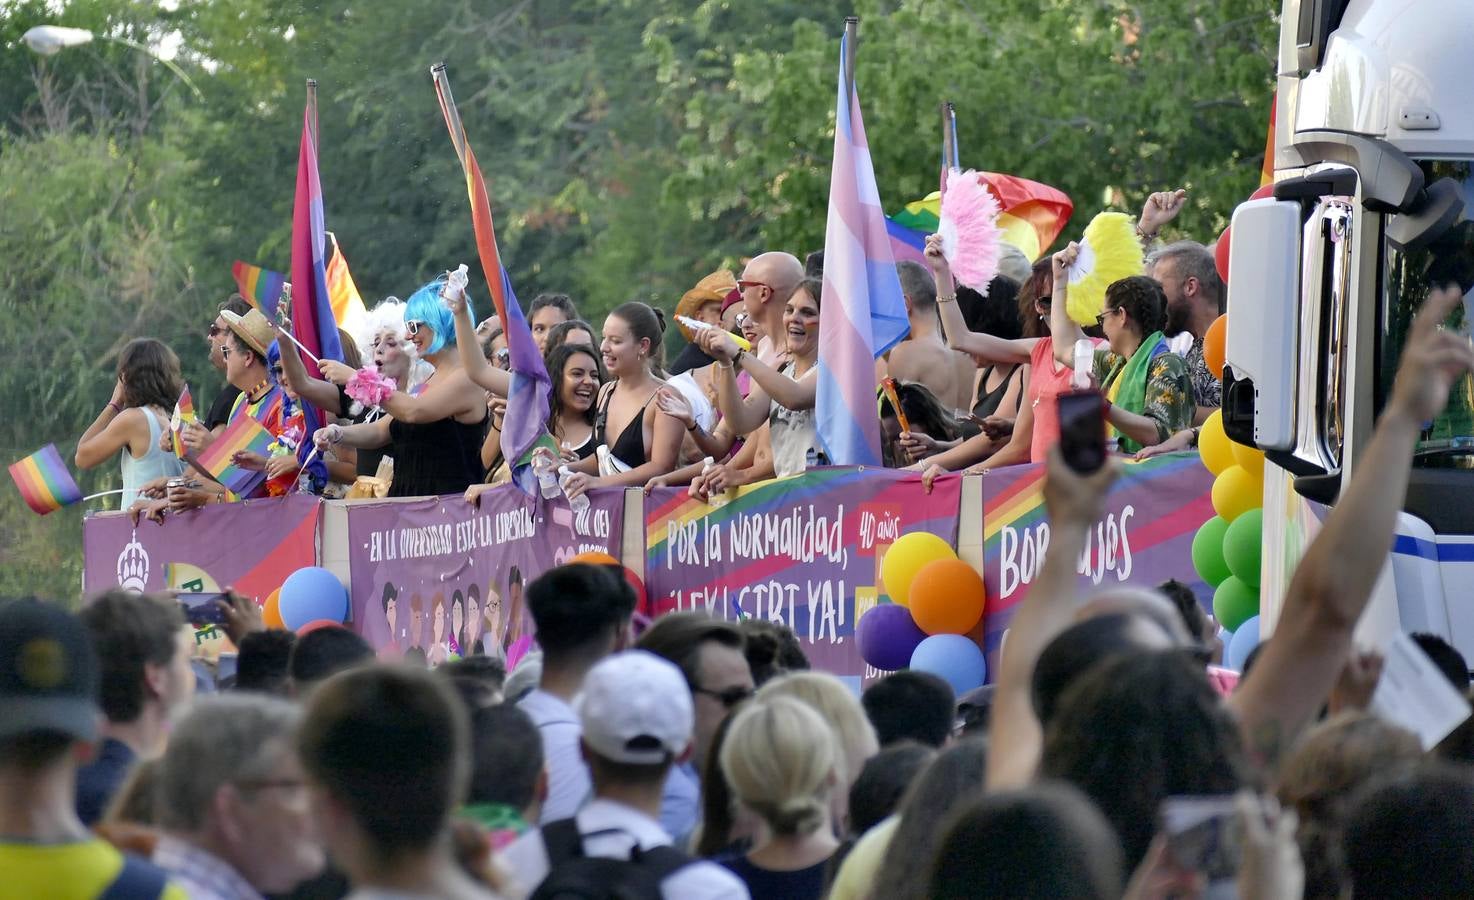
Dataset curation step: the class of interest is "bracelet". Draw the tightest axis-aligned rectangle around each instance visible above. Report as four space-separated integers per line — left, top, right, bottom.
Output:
732 349 747 367
1134 224 1158 242
686 421 698 433
1189 426 1201 448
937 293 957 304
106 401 122 414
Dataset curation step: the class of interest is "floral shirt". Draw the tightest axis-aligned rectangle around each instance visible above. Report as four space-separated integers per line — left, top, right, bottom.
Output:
1185 336 1222 410
1094 347 1195 446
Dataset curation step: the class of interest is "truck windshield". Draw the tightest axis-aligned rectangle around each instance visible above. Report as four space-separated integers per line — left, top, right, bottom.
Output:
1381 160 1474 465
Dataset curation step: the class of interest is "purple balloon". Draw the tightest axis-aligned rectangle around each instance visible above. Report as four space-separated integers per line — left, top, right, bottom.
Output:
858 604 927 671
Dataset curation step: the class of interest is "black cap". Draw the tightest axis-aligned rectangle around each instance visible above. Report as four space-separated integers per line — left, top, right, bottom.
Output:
0 600 99 743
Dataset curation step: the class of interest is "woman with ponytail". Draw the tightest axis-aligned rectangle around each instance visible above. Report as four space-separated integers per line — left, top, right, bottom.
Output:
717 694 841 899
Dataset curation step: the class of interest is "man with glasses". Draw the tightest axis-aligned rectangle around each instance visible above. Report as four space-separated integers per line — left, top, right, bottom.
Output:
737 251 806 367
636 612 753 848
154 695 326 899
203 295 255 432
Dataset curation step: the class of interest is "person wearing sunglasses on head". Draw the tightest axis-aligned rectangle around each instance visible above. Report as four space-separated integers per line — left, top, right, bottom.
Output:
314 275 490 499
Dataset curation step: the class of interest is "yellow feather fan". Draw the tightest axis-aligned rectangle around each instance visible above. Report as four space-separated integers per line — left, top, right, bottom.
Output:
1066 212 1144 326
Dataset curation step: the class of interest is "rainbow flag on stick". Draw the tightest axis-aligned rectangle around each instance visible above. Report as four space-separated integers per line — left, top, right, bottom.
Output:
169 385 196 460
815 20 910 468
891 173 1073 263
431 63 553 492
231 261 289 322
8 444 83 515
188 414 274 496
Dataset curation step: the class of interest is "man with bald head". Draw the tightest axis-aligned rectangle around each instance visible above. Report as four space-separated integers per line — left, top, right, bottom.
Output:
739 251 806 366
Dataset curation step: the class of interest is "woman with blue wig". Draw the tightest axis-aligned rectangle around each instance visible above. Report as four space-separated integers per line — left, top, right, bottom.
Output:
313 275 489 497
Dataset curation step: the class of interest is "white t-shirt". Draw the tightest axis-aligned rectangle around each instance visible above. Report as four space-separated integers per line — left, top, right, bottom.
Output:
518 688 590 824
506 798 750 900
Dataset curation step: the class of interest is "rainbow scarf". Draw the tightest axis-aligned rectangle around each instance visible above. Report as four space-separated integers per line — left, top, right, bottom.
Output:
1104 331 1168 453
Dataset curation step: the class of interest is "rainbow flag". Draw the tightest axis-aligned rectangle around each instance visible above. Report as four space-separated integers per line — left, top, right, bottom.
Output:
231 261 289 322
432 64 554 492
891 173 1073 263
189 414 273 496
1260 93 1277 187
8 444 83 515
169 385 196 460
325 231 368 331
815 29 910 468
290 88 345 431
885 217 929 267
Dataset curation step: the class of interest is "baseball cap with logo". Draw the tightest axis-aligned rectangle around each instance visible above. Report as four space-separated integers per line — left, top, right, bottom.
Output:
0 600 100 743
576 650 693 765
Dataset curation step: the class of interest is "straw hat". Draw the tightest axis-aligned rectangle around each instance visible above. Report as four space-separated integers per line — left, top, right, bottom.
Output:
221 308 276 358
675 270 738 341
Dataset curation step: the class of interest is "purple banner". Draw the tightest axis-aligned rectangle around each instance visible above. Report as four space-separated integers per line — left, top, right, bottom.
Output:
345 486 624 662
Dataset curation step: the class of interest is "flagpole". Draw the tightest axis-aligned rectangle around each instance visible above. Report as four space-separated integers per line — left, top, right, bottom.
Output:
842 17 858 105
306 79 318 150
82 489 128 501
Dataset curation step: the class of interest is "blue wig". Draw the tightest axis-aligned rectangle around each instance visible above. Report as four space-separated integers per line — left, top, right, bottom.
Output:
404 275 473 355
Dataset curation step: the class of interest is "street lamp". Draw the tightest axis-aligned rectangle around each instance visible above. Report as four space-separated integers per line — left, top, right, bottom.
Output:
21 25 203 99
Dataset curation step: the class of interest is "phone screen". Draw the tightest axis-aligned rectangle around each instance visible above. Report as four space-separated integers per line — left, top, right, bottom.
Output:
1160 795 1240 884
178 592 228 627
1057 390 1107 473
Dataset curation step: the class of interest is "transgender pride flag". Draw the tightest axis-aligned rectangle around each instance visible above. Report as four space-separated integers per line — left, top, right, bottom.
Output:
816 28 910 467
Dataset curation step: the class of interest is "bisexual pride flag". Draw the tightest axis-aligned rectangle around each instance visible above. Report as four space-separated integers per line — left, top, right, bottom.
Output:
8 444 83 515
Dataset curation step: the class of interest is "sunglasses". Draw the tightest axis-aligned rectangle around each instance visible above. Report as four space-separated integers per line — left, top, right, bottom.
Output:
694 685 754 709
270 365 285 378
406 320 425 336
1095 306 1123 326
220 345 233 359
208 324 225 338
737 279 771 293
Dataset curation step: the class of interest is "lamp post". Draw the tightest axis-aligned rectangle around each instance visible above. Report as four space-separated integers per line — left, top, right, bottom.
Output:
22 25 203 99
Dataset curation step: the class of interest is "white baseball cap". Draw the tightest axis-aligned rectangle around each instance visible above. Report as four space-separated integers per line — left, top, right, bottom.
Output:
577 650 693 765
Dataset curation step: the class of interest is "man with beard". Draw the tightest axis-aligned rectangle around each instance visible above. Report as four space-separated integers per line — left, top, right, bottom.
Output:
1147 240 1224 424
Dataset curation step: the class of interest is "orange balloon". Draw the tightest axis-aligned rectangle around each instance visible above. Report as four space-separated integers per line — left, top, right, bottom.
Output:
263 588 285 630
908 558 987 636
1203 315 1228 382
569 551 620 567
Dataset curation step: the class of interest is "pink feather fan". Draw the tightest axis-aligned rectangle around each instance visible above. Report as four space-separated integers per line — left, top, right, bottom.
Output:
937 168 1003 294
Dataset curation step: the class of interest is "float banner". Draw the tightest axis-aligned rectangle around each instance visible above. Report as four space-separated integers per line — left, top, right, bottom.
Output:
644 467 964 687
345 485 623 662
82 495 320 601
978 452 1215 663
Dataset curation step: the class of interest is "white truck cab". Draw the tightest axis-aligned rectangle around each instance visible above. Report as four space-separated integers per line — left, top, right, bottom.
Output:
1227 0 1474 655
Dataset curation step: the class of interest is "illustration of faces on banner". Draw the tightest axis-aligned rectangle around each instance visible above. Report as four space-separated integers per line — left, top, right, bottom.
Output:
375 566 525 664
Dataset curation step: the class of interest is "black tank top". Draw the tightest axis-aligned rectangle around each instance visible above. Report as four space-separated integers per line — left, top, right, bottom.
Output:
595 387 656 469
973 364 1023 420
387 410 488 497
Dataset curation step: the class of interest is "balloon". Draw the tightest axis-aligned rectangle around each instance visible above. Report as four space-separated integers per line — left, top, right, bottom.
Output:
880 532 956 606
1249 183 1276 202
1203 315 1228 382
1213 576 1259 633
263 588 285 630
1198 410 1235 476
910 634 988 694
1191 517 1233 588
1222 508 1264 587
857 604 928 672
908 559 987 635
1212 465 1261 523
569 551 620 567
622 567 647 612
278 566 349 631
296 619 345 636
1224 615 1262 672
1215 224 1231 284
1230 440 1265 477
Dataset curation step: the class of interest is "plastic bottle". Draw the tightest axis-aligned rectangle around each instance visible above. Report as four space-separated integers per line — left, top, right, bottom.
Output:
559 465 590 515
1072 338 1095 389
441 263 469 309
533 453 560 499
701 456 727 509
596 444 615 478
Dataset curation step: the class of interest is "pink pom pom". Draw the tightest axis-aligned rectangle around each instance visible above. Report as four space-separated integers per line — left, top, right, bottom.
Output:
345 366 398 408
938 169 1003 293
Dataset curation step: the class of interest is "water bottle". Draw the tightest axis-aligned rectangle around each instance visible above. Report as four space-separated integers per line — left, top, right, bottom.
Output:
1072 338 1094 389
559 465 590 515
533 453 560 499
441 263 469 309
701 456 727 509
596 444 615 478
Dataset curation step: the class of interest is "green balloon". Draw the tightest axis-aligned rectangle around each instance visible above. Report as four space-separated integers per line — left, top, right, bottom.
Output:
1223 508 1263 588
1192 517 1232 587
1213 576 1260 633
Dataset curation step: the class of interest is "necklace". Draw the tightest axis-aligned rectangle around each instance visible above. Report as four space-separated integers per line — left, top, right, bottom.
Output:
245 378 271 403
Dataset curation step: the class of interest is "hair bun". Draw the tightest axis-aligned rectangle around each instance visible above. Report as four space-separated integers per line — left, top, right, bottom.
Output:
766 796 827 837
651 306 667 333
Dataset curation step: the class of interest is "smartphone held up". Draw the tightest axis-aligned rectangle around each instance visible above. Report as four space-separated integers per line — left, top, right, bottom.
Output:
1057 390 1108 474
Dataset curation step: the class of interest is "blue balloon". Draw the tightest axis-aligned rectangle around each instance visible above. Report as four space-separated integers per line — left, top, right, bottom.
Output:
1224 615 1261 672
910 634 988 694
279 566 349 631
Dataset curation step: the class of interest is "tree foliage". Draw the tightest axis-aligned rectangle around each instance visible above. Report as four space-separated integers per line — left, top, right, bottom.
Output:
0 0 1276 600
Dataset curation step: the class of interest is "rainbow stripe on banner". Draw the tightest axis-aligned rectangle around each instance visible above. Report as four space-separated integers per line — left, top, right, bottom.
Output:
189 414 274 496
8 443 83 515
231 261 288 321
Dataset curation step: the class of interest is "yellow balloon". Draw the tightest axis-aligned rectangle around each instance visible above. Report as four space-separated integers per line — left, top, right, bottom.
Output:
880 532 957 607
1212 465 1262 523
1230 440 1265 478
1198 410 1235 476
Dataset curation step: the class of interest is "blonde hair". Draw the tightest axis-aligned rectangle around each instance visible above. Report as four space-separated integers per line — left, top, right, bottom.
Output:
720 695 836 836
756 671 879 788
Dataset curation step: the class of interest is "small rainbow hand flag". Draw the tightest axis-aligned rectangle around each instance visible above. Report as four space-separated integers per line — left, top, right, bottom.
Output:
189 414 274 496
231 260 290 322
8 444 83 515
170 385 196 460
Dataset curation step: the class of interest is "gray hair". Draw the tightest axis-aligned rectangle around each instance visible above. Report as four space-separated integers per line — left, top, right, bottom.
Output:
156 694 302 832
896 260 937 309
1148 241 1223 312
